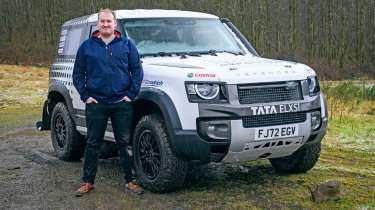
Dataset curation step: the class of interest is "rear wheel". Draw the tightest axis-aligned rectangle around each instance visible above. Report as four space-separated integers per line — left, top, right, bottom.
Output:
270 142 321 173
51 102 85 161
133 114 188 192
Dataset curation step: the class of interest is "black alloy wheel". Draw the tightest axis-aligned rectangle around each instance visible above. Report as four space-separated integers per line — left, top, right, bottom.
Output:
138 129 161 180
54 113 67 149
133 114 188 192
51 102 85 161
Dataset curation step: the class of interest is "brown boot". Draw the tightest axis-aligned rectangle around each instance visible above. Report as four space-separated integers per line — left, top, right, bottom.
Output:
75 183 94 197
125 181 144 195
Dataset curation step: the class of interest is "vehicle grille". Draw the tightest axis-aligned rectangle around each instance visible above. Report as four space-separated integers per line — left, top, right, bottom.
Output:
237 81 303 104
242 112 306 128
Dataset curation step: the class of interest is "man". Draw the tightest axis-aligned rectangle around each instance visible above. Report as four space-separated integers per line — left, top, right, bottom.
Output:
73 9 144 196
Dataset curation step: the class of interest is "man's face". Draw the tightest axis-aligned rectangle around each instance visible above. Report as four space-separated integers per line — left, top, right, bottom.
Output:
97 12 117 37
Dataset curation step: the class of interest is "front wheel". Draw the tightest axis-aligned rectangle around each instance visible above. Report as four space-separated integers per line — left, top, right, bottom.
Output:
51 102 85 161
133 114 188 192
269 142 321 173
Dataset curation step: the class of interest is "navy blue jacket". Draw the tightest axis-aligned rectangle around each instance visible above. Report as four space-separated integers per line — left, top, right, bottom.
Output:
73 30 143 104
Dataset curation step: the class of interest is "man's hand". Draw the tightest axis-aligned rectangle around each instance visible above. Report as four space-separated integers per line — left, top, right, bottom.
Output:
123 96 132 102
85 97 98 104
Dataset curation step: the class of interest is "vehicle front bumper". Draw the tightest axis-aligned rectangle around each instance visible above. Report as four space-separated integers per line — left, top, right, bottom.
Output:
195 93 328 163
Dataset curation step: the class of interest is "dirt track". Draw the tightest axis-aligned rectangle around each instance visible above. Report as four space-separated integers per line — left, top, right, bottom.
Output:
0 126 282 210
0 126 177 210
1 120 374 209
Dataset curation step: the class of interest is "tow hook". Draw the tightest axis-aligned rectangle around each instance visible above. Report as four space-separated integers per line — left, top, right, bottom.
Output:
36 121 43 131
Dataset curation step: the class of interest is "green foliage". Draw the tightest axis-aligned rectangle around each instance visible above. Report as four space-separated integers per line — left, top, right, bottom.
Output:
322 81 375 100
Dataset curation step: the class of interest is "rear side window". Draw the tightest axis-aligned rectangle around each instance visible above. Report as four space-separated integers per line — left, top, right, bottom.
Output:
57 26 84 56
64 27 84 55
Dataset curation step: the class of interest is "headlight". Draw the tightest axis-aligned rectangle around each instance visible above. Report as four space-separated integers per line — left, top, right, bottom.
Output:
185 82 228 103
307 76 320 96
194 84 220 99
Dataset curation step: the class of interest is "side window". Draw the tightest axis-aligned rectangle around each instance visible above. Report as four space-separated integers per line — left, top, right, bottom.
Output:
64 27 84 56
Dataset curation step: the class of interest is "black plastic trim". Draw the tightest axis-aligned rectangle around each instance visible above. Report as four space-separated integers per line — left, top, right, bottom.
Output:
137 88 182 130
198 99 322 119
48 82 75 119
172 130 229 163
220 18 260 56
303 117 328 148
38 100 51 130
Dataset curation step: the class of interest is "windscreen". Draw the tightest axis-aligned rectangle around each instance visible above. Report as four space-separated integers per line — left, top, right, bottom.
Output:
121 18 243 55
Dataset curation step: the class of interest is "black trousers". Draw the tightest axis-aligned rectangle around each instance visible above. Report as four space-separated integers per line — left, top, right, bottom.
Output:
83 101 134 184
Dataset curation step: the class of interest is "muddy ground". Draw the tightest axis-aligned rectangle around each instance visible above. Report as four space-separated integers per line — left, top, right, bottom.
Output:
0 125 282 210
0 118 374 210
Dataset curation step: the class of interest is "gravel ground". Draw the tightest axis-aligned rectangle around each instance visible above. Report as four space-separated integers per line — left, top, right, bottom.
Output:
0 126 274 210
0 127 177 210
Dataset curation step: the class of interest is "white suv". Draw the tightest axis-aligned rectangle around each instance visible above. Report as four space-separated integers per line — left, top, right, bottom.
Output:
37 9 328 192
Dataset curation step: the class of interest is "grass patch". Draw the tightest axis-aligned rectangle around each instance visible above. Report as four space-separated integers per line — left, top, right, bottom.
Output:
0 64 48 109
313 79 375 209
0 64 47 134
0 106 43 135
326 114 375 153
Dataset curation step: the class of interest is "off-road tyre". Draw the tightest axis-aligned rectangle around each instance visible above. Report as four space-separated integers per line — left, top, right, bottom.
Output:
133 114 188 192
51 102 85 161
270 142 321 173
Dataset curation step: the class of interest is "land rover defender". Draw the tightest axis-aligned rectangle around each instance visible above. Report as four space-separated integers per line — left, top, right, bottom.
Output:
37 9 328 192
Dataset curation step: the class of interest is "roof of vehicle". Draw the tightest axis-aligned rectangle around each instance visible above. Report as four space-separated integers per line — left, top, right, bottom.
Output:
63 9 218 27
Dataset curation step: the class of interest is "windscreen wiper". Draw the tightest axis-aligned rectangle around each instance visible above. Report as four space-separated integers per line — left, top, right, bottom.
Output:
192 50 245 56
177 52 202 59
202 50 218 56
140 50 244 58
140 52 175 58
222 50 244 56
214 50 244 56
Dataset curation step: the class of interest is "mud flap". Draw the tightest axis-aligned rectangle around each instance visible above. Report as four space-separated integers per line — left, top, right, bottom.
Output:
36 100 51 131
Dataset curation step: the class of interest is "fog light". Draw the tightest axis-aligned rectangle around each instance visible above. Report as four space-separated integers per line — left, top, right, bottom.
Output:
207 124 229 140
311 111 321 130
198 120 231 141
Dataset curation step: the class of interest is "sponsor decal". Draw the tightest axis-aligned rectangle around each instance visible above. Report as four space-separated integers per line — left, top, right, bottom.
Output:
187 73 216 78
250 103 300 115
142 79 164 87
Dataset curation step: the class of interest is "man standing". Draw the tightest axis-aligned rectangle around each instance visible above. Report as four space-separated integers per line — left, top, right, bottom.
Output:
73 9 144 196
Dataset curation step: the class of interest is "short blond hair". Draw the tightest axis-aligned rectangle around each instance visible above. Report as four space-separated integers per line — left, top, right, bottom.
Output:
98 8 116 20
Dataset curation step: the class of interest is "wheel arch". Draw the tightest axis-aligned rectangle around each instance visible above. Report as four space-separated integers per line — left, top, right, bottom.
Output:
48 83 75 118
133 88 182 153
41 83 75 130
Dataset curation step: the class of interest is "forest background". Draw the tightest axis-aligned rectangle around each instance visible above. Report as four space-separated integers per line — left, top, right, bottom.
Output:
1 0 374 80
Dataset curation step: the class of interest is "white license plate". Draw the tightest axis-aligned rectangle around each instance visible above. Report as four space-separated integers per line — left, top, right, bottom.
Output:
254 124 299 141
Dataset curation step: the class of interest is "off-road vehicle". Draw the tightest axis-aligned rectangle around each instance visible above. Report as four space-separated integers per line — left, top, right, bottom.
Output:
37 9 328 192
